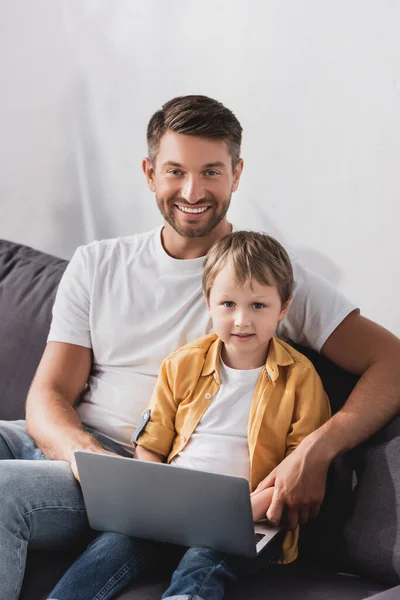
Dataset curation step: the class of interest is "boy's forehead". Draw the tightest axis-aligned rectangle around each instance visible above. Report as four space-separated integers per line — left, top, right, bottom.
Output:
212 269 278 296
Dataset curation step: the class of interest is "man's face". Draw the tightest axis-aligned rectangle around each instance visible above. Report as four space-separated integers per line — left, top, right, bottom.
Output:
143 131 243 238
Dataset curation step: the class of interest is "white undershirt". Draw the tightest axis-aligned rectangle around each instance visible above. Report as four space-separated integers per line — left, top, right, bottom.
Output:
171 358 263 479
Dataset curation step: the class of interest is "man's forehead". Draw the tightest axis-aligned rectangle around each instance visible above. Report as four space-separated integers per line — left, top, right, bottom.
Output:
156 131 231 166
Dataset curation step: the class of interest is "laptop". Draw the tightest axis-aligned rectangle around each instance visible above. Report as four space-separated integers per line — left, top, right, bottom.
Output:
75 451 283 558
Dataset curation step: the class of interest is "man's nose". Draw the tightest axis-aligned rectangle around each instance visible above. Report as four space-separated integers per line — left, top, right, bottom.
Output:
181 176 205 204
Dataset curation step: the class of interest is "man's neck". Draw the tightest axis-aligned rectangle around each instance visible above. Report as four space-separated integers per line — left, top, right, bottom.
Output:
161 221 232 260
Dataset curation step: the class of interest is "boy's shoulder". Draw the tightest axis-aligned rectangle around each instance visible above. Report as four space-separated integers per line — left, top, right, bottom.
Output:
272 337 319 374
167 333 219 364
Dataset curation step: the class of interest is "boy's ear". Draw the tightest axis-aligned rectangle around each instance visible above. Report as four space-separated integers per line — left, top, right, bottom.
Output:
278 296 293 322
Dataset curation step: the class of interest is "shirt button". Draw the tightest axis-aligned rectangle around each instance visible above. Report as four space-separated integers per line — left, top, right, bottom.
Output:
205 393 212 399
213 373 217 379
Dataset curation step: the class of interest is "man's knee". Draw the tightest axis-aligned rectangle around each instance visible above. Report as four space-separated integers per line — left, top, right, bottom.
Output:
0 420 41 460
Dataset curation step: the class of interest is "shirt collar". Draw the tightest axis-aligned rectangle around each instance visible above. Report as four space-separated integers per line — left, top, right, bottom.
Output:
201 335 294 382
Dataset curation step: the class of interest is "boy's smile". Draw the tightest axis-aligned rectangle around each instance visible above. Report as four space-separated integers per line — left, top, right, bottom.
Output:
207 264 290 370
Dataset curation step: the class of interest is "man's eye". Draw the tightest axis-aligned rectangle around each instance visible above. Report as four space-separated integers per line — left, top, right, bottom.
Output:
252 303 265 309
222 301 235 308
205 170 218 176
168 169 183 176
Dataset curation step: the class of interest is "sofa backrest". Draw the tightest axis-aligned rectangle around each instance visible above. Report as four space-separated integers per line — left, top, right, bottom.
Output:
0 239 67 420
0 237 399 586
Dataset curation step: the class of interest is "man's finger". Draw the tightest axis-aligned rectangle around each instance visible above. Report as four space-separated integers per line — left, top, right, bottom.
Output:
266 490 284 525
309 503 321 519
255 469 277 492
298 507 310 526
283 507 299 531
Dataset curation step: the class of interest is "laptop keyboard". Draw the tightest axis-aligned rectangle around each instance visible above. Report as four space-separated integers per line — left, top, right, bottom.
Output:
254 533 265 544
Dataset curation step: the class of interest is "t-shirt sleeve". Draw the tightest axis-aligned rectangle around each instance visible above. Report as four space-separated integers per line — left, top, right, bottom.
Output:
277 261 359 352
47 246 92 348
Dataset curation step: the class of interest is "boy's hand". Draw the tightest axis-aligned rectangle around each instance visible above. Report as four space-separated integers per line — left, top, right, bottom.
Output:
250 486 275 522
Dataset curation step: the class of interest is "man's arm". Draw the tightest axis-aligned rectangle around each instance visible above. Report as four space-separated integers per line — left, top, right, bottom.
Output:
258 311 400 528
26 341 112 480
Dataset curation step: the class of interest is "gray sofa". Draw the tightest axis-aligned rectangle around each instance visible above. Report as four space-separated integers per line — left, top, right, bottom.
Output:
1 238 399 600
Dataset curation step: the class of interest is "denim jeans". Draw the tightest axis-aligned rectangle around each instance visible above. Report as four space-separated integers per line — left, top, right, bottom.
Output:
49 530 284 600
0 419 130 600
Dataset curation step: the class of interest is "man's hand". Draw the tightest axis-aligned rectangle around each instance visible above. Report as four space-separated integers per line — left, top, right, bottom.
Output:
255 437 330 530
69 446 120 482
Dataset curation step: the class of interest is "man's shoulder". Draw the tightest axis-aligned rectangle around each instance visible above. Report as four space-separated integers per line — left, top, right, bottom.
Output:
74 228 160 264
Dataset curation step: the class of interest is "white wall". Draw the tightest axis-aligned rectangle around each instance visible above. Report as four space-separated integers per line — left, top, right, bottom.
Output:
1 0 399 335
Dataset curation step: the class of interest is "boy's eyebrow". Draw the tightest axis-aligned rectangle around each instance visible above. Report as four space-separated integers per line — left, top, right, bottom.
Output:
161 161 227 169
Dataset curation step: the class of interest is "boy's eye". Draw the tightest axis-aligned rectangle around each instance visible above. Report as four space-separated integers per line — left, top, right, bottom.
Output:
252 303 265 309
222 301 235 308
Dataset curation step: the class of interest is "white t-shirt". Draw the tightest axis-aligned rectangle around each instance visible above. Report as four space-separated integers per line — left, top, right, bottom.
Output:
171 359 262 478
47 226 357 452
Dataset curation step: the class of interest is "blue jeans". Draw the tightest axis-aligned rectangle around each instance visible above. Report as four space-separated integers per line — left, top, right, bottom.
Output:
49 530 284 600
0 419 130 600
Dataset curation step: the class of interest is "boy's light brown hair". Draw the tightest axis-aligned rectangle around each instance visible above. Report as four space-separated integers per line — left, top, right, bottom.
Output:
147 95 242 169
202 231 294 306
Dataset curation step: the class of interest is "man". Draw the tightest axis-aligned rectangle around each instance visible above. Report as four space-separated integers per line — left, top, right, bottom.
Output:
0 95 399 599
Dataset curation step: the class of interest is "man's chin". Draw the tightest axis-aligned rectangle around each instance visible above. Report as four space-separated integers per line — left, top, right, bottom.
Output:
166 219 217 239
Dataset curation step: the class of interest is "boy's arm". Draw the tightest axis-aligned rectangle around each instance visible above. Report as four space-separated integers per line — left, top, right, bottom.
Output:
133 357 178 458
250 487 275 522
134 445 163 463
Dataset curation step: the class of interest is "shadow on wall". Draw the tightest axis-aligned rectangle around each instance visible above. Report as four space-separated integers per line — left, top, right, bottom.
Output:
51 77 119 258
249 198 344 287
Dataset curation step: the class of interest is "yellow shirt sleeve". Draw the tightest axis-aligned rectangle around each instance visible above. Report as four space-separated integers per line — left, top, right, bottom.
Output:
135 357 178 458
285 362 331 457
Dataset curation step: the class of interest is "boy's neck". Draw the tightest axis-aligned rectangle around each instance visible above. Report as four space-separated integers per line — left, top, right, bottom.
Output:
221 341 270 371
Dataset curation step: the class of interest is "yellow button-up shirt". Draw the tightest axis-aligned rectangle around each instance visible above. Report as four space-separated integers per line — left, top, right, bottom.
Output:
136 333 331 563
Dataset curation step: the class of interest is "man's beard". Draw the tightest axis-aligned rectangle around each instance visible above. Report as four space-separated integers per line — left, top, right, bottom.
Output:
156 194 231 238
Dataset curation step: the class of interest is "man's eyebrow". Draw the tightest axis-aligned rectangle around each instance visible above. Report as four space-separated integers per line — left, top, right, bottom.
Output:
203 162 226 169
162 161 183 168
161 161 227 169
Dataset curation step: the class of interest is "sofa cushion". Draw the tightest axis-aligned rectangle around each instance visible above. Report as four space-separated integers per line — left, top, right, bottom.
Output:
340 415 400 585
0 240 67 420
21 553 388 600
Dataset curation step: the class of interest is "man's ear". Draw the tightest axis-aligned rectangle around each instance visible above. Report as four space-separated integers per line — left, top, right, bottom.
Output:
278 295 293 322
142 157 156 192
232 158 244 193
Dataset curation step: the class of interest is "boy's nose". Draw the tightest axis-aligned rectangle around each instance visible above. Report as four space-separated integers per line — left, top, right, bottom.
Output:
234 311 251 328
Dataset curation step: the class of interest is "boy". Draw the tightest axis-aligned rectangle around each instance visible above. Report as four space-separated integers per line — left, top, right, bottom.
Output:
49 231 330 600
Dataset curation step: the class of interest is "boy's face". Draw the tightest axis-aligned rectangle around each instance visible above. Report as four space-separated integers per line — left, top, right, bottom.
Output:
143 131 243 239
207 264 290 370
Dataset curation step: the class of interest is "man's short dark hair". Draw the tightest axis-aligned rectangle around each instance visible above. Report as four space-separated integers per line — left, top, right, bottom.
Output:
147 95 242 168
